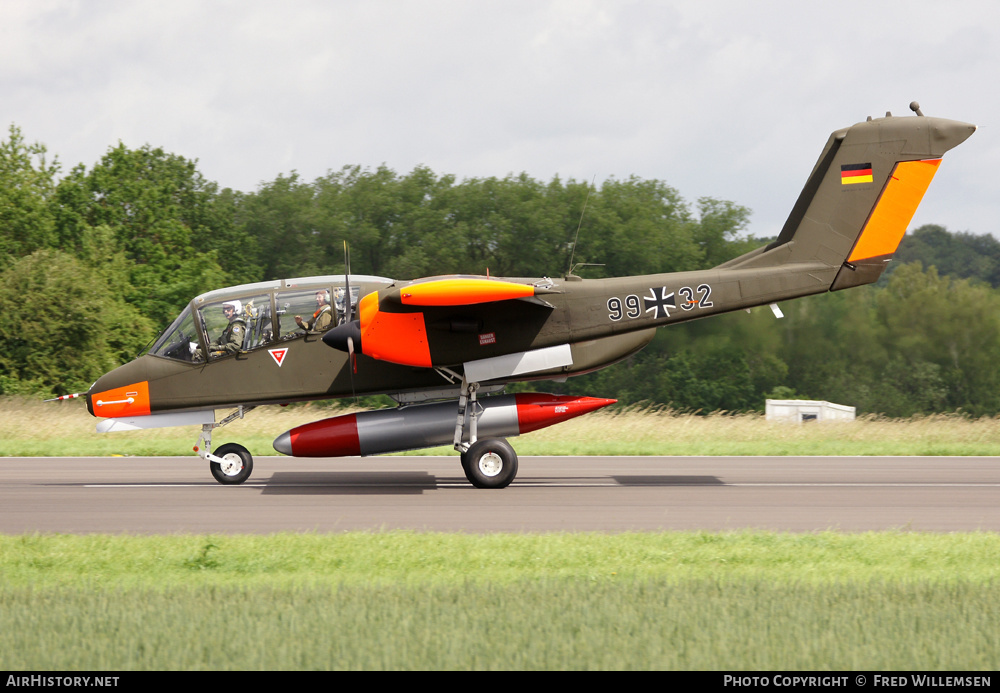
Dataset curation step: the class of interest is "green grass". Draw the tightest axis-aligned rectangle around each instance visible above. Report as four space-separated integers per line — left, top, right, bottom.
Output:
1 532 998 670
3 580 997 670
6 397 1000 456
3 531 999 588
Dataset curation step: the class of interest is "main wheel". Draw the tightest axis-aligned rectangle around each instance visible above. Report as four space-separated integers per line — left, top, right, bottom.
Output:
210 443 254 485
461 437 518 489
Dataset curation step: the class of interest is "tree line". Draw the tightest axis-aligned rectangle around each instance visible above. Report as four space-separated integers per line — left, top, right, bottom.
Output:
1 124 996 416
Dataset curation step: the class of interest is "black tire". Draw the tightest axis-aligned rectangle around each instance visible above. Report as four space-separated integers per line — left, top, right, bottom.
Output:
209 443 254 485
461 438 518 489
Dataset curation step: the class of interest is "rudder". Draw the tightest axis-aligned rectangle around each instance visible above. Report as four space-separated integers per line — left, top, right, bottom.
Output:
831 157 942 290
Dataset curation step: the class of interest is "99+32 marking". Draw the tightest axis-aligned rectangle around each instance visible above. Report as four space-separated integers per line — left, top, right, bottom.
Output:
607 284 712 321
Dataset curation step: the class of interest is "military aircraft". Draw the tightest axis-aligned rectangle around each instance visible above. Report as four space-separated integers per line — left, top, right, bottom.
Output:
79 103 975 488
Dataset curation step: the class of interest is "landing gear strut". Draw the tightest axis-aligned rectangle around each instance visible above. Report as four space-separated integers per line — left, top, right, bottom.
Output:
453 376 519 488
195 406 256 485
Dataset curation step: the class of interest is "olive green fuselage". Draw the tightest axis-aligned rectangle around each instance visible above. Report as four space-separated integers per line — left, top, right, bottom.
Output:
86 261 830 415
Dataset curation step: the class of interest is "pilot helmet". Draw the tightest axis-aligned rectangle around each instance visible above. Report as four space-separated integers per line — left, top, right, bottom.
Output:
222 300 242 315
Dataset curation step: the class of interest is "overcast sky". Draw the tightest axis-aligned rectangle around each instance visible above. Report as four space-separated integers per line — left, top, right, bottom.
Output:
2 0 995 242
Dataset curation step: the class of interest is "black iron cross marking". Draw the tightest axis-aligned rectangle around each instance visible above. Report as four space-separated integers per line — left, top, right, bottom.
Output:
644 287 675 319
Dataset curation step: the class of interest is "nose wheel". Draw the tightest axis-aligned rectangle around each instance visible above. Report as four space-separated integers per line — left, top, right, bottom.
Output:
194 410 257 485
209 443 254 485
461 437 518 489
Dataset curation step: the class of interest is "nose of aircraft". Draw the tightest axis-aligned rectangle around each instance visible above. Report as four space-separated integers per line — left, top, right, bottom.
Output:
86 357 152 418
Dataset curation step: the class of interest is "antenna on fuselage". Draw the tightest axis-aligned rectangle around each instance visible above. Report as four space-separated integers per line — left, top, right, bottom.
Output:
566 175 597 278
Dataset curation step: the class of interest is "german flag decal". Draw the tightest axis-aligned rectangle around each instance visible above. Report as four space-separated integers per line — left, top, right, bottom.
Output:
841 163 873 185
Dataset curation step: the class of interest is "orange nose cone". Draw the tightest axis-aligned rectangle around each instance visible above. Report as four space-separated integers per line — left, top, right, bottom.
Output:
89 381 151 418
513 394 617 434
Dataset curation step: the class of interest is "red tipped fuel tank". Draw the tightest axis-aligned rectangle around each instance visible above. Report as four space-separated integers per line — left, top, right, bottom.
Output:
273 393 616 457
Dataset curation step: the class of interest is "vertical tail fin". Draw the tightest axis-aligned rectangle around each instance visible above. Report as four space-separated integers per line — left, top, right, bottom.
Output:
718 108 975 290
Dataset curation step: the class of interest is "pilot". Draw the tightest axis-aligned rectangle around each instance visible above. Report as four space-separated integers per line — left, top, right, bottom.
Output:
333 287 352 324
295 290 334 333
208 300 246 357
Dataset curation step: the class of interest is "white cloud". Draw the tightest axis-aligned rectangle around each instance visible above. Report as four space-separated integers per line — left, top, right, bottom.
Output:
1 0 995 237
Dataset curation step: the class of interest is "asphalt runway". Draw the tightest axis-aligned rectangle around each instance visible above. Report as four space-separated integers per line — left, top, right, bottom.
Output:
2 456 999 533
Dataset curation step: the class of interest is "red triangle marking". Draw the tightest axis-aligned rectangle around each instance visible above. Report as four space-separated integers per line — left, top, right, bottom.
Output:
269 348 288 367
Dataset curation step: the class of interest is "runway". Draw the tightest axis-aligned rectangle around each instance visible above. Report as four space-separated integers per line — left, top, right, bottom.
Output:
2 456 999 533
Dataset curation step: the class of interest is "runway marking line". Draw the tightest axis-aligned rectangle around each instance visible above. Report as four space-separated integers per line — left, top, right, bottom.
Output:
82 481 1000 489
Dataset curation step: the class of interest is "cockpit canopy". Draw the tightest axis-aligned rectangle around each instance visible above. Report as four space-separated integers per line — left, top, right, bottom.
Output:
146 275 390 363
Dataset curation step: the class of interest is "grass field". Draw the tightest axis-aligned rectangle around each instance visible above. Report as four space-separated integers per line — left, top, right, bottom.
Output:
5 396 1000 457
1 532 998 670
4 579 997 670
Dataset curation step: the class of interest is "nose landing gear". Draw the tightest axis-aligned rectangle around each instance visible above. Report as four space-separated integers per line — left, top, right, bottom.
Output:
195 406 257 485
209 443 254 485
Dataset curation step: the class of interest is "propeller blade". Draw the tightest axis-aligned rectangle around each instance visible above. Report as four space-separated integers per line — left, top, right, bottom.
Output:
347 335 357 375
346 335 357 399
343 240 353 323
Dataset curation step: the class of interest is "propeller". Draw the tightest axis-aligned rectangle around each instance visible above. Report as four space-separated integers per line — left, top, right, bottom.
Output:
340 241 359 402
323 241 364 373
343 240 354 322
342 241 357 374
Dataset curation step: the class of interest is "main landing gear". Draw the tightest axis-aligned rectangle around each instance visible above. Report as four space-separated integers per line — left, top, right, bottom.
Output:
461 437 518 489
453 377 519 489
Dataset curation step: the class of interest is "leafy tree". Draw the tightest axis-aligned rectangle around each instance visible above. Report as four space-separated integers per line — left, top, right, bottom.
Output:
0 250 153 396
893 224 1000 287
693 197 754 267
324 165 466 279
377 168 465 279
322 164 406 276
238 172 320 279
0 124 60 263
875 263 1000 415
440 172 575 277
584 176 701 277
189 186 260 281
52 144 236 325
239 169 755 282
